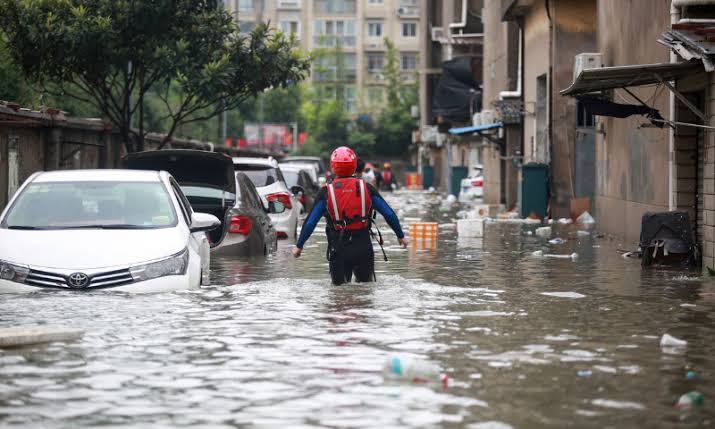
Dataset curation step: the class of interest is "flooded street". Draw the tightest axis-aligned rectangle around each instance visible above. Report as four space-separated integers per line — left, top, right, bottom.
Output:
1 190 715 428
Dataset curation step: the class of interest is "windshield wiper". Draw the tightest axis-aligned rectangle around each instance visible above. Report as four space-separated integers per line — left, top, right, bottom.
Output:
7 225 47 230
60 224 157 230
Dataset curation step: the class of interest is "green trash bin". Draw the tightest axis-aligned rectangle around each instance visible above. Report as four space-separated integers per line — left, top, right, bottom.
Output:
521 163 549 219
451 166 468 197
422 165 434 190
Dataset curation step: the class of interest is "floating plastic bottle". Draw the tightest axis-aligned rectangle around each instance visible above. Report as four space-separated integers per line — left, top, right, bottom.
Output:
676 391 704 409
383 356 448 388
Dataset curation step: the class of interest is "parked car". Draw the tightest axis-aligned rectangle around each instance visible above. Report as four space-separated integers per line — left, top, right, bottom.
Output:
281 156 330 185
0 169 220 293
458 165 484 203
213 172 279 257
233 157 302 240
279 161 319 184
279 164 320 213
123 150 280 257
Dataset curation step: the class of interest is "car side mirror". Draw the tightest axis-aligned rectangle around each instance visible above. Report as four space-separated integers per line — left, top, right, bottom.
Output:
290 185 305 196
190 212 221 233
268 200 286 214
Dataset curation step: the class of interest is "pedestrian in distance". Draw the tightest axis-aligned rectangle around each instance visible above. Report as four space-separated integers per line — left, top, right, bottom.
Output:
291 147 408 285
380 162 397 192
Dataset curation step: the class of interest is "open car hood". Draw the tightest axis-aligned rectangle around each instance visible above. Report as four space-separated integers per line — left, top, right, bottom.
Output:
122 150 236 195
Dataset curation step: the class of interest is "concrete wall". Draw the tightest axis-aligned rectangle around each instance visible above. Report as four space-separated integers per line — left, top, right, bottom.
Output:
595 0 671 243
550 0 597 218
522 1 549 164
703 72 715 268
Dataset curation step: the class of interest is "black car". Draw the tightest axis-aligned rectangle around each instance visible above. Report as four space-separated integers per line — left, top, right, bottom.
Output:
123 150 280 256
280 165 320 213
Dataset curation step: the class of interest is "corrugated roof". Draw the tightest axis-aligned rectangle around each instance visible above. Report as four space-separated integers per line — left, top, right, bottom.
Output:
560 61 704 96
659 22 715 71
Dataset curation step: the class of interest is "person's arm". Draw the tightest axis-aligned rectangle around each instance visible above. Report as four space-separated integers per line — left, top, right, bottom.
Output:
372 195 404 239
293 189 327 256
367 184 407 247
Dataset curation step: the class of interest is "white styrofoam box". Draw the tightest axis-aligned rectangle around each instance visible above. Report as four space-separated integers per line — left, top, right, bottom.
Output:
457 218 485 238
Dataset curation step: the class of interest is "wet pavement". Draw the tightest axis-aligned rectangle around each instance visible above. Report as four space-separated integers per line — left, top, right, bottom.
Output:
1 190 715 428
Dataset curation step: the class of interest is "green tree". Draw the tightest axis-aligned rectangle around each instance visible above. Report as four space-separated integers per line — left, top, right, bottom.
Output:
0 0 309 152
375 38 418 157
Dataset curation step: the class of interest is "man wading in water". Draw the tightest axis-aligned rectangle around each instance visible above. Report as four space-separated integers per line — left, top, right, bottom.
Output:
291 147 408 285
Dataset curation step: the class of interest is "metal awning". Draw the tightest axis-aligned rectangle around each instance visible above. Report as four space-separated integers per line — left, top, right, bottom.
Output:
448 123 501 135
560 61 704 96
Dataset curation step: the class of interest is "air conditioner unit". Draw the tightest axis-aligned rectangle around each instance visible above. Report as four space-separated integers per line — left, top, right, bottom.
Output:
472 112 482 127
573 53 602 81
397 7 407 15
481 109 495 125
431 27 444 41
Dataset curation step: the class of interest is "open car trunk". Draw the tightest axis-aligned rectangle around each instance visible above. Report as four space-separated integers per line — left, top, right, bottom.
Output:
122 150 236 247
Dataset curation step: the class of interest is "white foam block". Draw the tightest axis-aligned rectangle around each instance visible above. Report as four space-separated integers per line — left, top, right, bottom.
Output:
0 325 84 347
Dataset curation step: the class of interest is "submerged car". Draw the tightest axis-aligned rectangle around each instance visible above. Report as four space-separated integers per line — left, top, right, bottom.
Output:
233 157 302 240
0 170 220 293
279 164 320 213
123 150 280 257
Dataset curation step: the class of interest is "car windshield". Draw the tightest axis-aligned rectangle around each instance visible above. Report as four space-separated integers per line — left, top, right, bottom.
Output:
2 181 178 230
235 165 283 187
282 171 299 188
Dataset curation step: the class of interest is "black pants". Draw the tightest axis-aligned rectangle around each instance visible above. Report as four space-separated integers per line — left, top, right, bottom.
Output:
327 229 375 285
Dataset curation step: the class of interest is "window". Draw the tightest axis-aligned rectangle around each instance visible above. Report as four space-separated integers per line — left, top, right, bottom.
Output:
239 0 254 12
314 0 356 14
368 87 384 105
279 20 301 37
314 20 356 46
239 21 256 34
367 53 384 71
402 22 417 37
367 21 383 37
345 86 357 113
401 53 417 70
314 53 357 81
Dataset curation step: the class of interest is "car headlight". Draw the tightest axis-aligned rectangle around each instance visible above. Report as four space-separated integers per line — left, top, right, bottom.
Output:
0 260 30 284
129 248 189 282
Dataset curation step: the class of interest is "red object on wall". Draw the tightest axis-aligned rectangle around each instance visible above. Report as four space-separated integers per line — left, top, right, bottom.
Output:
237 138 247 148
298 132 307 145
224 137 233 147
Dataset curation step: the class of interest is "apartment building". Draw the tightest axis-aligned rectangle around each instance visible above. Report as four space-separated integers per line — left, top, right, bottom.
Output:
224 0 421 112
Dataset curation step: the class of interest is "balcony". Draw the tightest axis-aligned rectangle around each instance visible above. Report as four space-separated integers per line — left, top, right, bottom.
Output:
313 35 356 48
397 2 419 18
365 70 387 85
277 0 301 9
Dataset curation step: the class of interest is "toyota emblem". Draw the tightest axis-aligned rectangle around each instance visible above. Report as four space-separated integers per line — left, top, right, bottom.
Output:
68 272 90 289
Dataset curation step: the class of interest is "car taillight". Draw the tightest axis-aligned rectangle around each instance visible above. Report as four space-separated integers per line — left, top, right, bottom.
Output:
298 194 306 206
229 215 252 235
276 231 288 239
472 180 484 187
267 193 293 209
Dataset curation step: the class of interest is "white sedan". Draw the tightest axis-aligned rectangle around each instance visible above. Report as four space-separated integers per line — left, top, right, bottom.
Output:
233 157 302 240
0 169 220 293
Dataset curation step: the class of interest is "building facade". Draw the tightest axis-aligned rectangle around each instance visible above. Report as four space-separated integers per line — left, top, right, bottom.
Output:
224 0 421 113
417 0 484 194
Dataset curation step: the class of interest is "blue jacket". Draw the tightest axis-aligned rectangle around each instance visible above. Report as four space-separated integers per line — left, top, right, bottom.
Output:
296 181 404 248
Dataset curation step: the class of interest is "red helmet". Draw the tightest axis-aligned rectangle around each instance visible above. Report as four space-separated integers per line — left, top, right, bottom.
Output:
330 147 357 177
